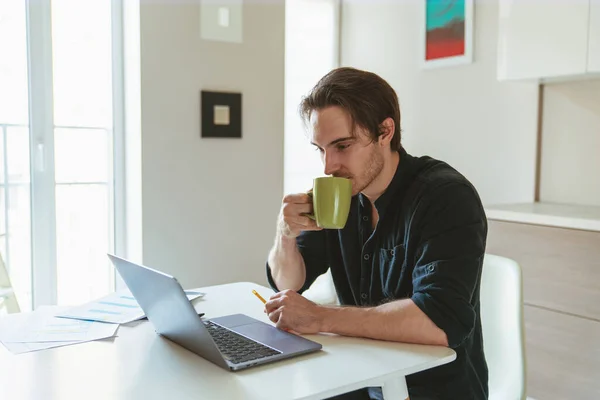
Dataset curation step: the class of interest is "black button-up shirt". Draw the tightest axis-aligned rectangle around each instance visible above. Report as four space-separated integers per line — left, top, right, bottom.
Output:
267 148 488 400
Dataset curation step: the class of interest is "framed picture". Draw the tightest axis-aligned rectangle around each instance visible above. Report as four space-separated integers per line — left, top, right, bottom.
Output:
421 0 474 69
200 90 242 139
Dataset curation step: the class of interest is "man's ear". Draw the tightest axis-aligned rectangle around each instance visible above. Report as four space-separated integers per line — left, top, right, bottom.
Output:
378 118 395 147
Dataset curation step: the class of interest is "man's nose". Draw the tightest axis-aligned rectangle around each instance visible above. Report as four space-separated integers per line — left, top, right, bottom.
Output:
323 151 339 176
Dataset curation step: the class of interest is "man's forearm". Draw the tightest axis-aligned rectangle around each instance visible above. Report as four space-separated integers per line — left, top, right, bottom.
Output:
267 234 306 292
319 299 448 347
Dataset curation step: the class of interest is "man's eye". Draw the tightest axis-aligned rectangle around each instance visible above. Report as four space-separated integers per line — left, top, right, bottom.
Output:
336 144 350 151
315 147 324 153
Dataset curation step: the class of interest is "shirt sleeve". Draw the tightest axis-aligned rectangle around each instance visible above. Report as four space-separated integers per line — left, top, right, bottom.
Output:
410 182 487 349
266 229 329 294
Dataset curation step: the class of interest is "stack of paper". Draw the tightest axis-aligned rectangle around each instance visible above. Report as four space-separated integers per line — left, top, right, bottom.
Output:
0 306 119 355
0 288 205 355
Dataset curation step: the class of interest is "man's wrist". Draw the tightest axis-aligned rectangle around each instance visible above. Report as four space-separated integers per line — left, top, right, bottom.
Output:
281 234 297 244
317 305 375 334
276 228 297 245
316 305 337 333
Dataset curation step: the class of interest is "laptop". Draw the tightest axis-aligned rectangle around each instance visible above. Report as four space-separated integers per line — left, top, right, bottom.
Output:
108 254 322 371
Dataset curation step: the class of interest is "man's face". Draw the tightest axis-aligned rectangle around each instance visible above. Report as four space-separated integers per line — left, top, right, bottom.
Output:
309 106 384 196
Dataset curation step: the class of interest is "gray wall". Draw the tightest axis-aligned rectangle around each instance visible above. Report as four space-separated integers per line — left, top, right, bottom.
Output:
139 1 285 288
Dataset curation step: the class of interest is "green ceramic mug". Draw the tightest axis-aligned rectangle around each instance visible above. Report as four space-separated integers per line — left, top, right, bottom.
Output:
306 177 352 229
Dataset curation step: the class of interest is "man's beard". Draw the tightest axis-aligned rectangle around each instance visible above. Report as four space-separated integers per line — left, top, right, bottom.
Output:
351 145 384 195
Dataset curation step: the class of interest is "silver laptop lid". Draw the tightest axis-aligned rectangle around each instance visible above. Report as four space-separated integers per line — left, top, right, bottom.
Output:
108 254 228 369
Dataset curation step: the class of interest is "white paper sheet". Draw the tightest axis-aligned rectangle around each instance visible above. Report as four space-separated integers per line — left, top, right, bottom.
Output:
2 339 88 355
2 338 108 354
0 306 118 354
55 289 205 324
2 312 118 343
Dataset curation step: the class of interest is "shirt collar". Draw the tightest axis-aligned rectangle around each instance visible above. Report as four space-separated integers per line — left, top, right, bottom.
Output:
358 147 415 215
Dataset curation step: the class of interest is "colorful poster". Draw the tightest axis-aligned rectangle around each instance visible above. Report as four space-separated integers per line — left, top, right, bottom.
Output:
424 0 472 67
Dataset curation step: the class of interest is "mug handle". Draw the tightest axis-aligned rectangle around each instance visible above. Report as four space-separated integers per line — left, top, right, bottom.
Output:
303 190 316 220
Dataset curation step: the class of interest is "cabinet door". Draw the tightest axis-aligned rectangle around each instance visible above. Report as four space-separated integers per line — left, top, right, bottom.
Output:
487 220 600 319
589 0 600 72
497 0 590 80
525 306 600 400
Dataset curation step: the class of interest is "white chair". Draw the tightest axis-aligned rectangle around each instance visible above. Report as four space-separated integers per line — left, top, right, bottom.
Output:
0 252 20 314
304 254 528 400
480 254 527 400
302 268 340 306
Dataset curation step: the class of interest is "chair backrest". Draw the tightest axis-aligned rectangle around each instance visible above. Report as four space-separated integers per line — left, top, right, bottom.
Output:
480 253 527 400
302 268 340 306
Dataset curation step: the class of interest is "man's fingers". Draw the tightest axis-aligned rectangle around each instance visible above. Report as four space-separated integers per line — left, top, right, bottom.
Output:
286 215 317 228
275 316 288 331
271 307 289 330
269 289 294 301
267 307 283 324
268 293 282 302
281 218 322 238
265 297 284 313
279 193 322 238
304 219 323 231
286 215 322 230
266 291 294 312
282 202 312 218
282 193 312 205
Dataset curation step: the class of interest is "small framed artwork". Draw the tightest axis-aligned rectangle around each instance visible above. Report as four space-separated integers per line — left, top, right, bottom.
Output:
421 0 474 69
201 90 242 138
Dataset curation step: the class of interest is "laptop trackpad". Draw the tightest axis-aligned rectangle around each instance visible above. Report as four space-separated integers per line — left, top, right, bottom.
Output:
233 322 309 352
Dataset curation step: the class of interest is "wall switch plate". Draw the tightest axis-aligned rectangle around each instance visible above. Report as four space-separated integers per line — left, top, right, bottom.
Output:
200 0 242 43
218 7 230 28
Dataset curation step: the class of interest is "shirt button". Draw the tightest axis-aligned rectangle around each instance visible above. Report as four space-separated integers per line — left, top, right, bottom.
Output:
361 293 367 300
427 264 435 273
390 249 395 256
362 216 368 221
363 254 370 261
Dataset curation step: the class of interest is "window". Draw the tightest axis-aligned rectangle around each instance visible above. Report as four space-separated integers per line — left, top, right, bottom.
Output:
0 0 125 310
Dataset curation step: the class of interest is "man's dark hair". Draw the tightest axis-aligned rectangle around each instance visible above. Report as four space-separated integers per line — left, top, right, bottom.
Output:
299 67 402 151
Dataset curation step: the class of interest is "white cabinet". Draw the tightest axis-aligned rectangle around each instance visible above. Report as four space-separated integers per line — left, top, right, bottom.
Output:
589 1 600 72
497 0 592 80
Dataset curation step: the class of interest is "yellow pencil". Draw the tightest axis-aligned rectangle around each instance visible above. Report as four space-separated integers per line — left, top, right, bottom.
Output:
252 289 267 304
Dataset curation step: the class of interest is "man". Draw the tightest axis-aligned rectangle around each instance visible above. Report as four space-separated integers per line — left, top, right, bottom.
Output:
265 67 488 400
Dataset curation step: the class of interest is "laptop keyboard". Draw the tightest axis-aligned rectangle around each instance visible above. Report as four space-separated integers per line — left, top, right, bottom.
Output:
204 320 281 365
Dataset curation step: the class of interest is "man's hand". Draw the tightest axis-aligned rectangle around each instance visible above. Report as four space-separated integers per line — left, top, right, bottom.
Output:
278 193 322 239
265 289 324 334
267 193 322 293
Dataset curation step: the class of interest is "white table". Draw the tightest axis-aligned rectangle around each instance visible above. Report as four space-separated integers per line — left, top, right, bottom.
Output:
0 282 456 400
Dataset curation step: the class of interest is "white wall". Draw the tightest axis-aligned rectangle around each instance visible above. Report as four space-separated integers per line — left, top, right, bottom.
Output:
340 0 539 206
139 2 284 288
540 79 600 206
